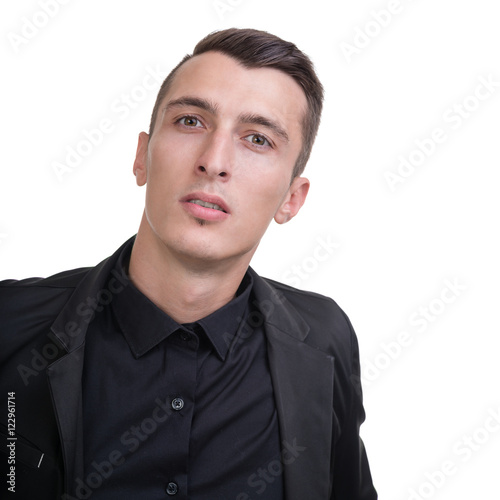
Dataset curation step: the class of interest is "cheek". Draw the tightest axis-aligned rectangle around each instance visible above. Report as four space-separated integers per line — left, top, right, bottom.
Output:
144 159 178 216
149 128 196 164
240 177 289 221
146 139 188 187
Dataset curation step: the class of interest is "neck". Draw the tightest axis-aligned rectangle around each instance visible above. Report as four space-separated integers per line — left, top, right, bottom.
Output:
128 217 252 324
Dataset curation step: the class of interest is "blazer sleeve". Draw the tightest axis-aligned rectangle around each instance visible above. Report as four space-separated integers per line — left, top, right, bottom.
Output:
332 312 377 500
0 279 67 499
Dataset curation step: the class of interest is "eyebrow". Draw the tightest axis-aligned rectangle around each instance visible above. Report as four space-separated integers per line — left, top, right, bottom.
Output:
237 112 289 143
163 96 219 116
163 96 289 143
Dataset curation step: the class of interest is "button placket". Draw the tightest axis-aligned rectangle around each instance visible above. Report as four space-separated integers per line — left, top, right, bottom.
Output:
161 332 197 498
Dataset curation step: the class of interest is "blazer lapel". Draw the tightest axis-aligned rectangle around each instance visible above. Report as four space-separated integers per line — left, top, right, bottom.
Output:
45 237 132 495
47 346 85 496
250 270 335 500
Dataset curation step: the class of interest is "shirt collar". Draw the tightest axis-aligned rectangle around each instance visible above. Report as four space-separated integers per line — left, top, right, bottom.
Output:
110 238 252 360
195 271 252 360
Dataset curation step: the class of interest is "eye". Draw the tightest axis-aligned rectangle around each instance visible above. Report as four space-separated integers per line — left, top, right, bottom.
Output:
177 116 203 128
244 134 271 148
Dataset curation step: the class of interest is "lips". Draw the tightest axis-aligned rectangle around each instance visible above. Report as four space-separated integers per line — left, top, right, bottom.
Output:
181 192 229 212
180 192 230 222
187 199 226 213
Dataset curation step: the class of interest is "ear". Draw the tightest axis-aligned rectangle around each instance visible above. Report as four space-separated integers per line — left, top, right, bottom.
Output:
274 176 310 224
132 132 150 186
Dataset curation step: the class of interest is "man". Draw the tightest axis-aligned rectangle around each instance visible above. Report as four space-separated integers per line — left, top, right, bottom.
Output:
0 28 377 499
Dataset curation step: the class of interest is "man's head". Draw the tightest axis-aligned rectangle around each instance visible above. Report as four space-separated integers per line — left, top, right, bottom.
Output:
132 29 324 269
148 28 324 179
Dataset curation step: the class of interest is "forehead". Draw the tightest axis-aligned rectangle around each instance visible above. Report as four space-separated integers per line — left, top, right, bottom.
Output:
163 51 307 131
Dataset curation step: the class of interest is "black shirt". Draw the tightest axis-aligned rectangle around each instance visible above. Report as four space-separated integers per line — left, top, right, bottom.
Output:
81 240 284 499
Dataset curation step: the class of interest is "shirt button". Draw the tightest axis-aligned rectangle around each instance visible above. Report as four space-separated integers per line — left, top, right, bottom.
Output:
171 398 184 411
165 481 178 495
180 331 191 341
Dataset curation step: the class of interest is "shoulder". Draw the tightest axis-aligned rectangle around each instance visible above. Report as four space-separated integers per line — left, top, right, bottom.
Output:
0 266 91 308
263 276 352 330
260 275 356 356
264 277 347 317
0 267 92 345
0 266 91 290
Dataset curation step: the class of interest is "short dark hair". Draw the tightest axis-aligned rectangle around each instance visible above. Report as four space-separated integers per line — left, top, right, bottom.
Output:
148 28 324 179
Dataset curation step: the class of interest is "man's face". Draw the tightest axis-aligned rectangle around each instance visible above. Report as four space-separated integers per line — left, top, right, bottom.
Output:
133 51 309 267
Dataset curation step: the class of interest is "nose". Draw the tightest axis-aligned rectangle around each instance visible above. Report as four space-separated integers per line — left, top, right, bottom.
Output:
195 131 233 180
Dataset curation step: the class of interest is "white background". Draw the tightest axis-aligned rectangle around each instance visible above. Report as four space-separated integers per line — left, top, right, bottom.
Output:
1 1 500 498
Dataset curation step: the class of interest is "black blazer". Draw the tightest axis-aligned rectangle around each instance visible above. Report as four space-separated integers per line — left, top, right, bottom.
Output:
0 237 377 499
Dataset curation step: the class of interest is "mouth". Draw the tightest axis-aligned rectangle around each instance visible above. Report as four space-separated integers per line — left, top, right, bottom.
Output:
180 192 230 222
